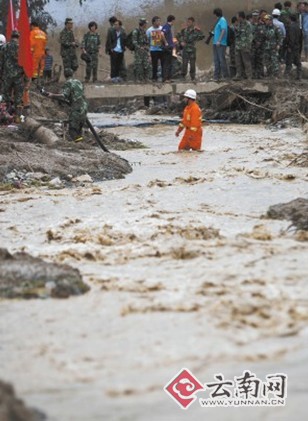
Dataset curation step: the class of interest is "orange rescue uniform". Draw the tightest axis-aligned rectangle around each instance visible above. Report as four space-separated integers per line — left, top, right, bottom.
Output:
177 101 203 150
30 27 47 78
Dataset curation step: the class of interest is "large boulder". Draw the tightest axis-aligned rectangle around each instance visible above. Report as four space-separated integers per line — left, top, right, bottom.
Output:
0 248 90 299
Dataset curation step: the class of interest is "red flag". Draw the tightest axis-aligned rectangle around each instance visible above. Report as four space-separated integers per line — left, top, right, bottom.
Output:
6 0 16 41
18 0 33 78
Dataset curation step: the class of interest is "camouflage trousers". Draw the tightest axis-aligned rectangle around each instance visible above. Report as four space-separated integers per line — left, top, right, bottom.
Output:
235 48 252 79
134 48 152 82
85 52 99 81
229 44 236 77
251 45 265 78
182 49 197 80
264 48 280 77
2 75 24 109
68 103 88 140
62 53 79 74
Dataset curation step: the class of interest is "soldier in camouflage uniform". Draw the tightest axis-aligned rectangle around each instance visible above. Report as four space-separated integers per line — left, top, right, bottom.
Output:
176 17 205 81
233 11 253 80
81 21 101 83
132 18 152 82
228 17 238 78
251 11 266 79
59 18 79 75
2 31 24 120
47 69 88 142
263 15 283 77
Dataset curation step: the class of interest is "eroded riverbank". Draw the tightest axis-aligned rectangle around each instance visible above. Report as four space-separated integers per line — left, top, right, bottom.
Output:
0 121 308 420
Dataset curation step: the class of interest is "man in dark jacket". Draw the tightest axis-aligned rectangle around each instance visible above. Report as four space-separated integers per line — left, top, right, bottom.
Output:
105 19 127 83
284 14 302 79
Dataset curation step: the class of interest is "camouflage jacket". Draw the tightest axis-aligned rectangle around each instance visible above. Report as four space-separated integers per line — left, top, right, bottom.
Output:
264 24 283 50
2 40 24 78
82 31 101 54
60 27 78 57
176 26 205 52
280 9 292 27
62 78 88 112
235 20 253 50
132 28 149 50
252 22 266 46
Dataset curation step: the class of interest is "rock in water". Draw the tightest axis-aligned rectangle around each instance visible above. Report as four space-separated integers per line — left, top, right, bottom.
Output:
0 379 46 420
0 248 90 299
267 198 308 231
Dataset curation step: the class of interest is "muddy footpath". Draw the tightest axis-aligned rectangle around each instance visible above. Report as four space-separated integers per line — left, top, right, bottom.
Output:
0 81 308 420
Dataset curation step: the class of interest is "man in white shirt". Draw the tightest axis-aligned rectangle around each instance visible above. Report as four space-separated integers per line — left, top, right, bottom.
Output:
146 16 166 81
272 8 286 37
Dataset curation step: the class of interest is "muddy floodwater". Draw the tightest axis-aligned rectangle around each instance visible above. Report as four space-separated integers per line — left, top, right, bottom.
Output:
1 114 308 420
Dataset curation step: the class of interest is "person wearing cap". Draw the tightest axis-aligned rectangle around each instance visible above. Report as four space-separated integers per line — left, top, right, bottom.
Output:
176 17 205 81
263 14 283 78
175 89 203 151
132 18 151 82
251 10 266 79
1 31 25 122
59 18 79 76
30 20 47 79
146 16 167 82
272 9 286 37
162 15 176 82
46 68 88 142
273 8 287 63
81 21 101 83
233 11 253 80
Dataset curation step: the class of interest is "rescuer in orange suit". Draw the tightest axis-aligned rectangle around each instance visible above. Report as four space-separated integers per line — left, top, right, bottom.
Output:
175 89 203 151
30 20 47 79
23 20 47 109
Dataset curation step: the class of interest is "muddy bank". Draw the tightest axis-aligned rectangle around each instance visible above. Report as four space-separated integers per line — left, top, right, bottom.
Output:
0 248 89 299
0 135 132 187
0 92 143 186
91 79 308 127
0 379 46 421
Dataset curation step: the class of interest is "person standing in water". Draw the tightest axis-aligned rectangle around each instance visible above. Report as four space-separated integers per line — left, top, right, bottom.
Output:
175 89 203 151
